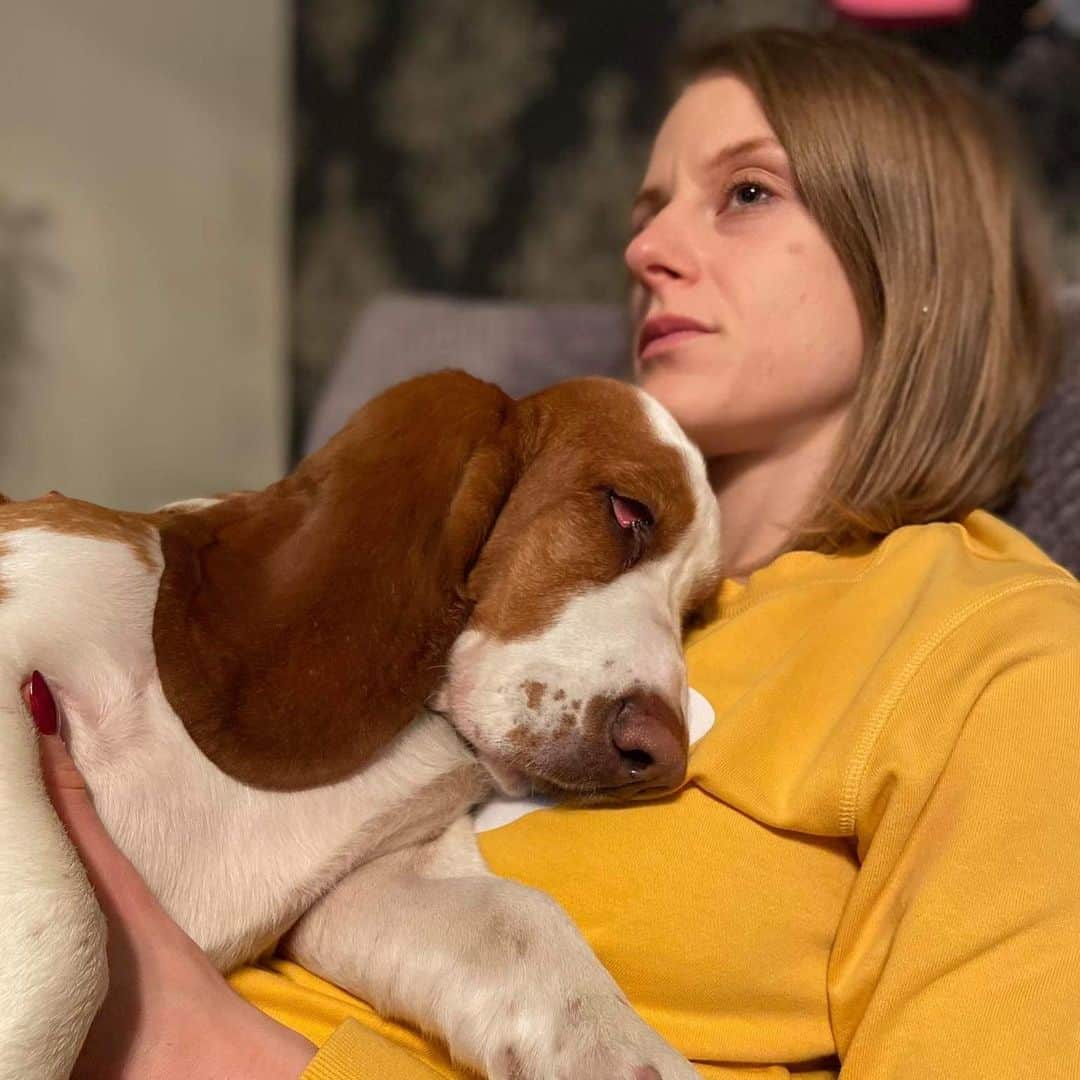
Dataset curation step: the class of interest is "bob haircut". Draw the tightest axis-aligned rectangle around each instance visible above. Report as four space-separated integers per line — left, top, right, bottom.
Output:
670 28 1061 554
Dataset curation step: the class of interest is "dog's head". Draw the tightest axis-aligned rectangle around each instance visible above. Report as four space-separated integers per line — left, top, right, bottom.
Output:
157 371 719 793
434 376 721 799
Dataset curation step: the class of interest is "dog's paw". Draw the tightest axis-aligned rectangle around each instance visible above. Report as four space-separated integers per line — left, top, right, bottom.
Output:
485 992 698 1080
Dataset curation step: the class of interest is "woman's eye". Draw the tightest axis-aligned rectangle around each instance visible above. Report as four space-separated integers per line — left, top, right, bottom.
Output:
727 182 772 210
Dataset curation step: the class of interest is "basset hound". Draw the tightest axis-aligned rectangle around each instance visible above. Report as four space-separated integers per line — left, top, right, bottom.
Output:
0 370 721 1080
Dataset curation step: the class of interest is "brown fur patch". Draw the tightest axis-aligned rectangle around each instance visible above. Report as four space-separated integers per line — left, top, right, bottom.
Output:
465 379 698 641
522 679 546 710
0 493 163 571
507 723 542 752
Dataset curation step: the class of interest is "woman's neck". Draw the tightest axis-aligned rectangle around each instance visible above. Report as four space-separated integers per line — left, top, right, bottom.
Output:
707 409 849 582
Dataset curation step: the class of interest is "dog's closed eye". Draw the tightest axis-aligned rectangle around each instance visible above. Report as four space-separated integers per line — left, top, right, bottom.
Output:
608 491 654 569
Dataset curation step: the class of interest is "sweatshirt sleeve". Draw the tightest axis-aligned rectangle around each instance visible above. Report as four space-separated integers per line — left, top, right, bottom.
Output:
831 644 1080 1077
299 1019 453 1079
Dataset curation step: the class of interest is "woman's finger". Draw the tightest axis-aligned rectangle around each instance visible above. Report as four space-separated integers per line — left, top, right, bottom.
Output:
23 671 89 804
25 672 160 924
36 723 91 796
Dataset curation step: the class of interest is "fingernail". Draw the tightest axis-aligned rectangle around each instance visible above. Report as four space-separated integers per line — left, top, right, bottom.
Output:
28 670 59 735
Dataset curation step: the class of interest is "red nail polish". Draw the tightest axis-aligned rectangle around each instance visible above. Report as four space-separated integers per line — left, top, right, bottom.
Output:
28 670 58 735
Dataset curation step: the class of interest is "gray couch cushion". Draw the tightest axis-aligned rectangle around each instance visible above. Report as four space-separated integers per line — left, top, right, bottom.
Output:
1004 284 1080 573
304 293 630 456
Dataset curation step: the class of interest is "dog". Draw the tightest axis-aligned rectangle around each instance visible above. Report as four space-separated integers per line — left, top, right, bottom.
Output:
0 370 721 1079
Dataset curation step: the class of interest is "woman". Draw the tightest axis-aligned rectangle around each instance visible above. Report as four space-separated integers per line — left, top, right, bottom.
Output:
34 27 1080 1078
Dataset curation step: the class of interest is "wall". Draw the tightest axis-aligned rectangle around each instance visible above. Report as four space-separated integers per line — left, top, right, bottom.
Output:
0 0 288 508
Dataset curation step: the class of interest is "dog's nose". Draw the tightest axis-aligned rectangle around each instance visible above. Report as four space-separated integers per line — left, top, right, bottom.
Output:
609 691 687 790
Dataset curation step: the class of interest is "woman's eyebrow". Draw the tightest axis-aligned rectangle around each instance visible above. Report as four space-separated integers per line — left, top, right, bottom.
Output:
631 136 790 217
704 137 781 168
704 136 789 173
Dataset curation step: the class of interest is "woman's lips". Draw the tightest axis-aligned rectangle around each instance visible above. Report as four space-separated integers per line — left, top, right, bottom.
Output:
639 328 710 361
637 316 713 362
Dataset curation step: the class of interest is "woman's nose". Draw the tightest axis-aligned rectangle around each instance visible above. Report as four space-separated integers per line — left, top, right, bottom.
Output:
624 210 698 289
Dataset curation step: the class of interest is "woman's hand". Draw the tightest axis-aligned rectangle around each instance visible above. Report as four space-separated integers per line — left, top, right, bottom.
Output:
26 673 317 1080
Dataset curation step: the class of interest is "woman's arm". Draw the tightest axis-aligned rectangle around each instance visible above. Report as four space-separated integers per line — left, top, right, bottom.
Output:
831 645 1080 1076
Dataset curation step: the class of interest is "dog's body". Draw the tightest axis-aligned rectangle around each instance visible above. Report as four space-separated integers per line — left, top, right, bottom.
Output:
0 372 721 1080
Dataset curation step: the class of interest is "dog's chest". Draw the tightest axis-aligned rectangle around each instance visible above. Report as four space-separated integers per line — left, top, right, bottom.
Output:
90 692 486 968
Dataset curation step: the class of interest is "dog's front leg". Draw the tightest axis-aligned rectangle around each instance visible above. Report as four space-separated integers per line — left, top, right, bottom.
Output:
283 816 697 1080
0 679 108 1080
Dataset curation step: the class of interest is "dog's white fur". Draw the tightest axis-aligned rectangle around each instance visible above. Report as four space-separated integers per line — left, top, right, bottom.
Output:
0 388 718 1080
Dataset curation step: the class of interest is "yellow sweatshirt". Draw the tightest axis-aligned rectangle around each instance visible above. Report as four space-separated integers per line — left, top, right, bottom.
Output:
231 511 1080 1078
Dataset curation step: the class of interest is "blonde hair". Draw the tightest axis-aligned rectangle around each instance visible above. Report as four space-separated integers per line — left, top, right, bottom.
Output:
673 28 1061 553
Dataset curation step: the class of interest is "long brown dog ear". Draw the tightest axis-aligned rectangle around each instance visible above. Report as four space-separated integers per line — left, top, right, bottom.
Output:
153 370 518 790
445 429 523 602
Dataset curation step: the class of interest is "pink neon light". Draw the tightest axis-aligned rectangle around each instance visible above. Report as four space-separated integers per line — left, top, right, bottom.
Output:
830 0 973 16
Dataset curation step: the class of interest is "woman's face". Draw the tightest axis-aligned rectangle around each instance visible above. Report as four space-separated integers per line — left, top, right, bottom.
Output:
626 75 864 459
